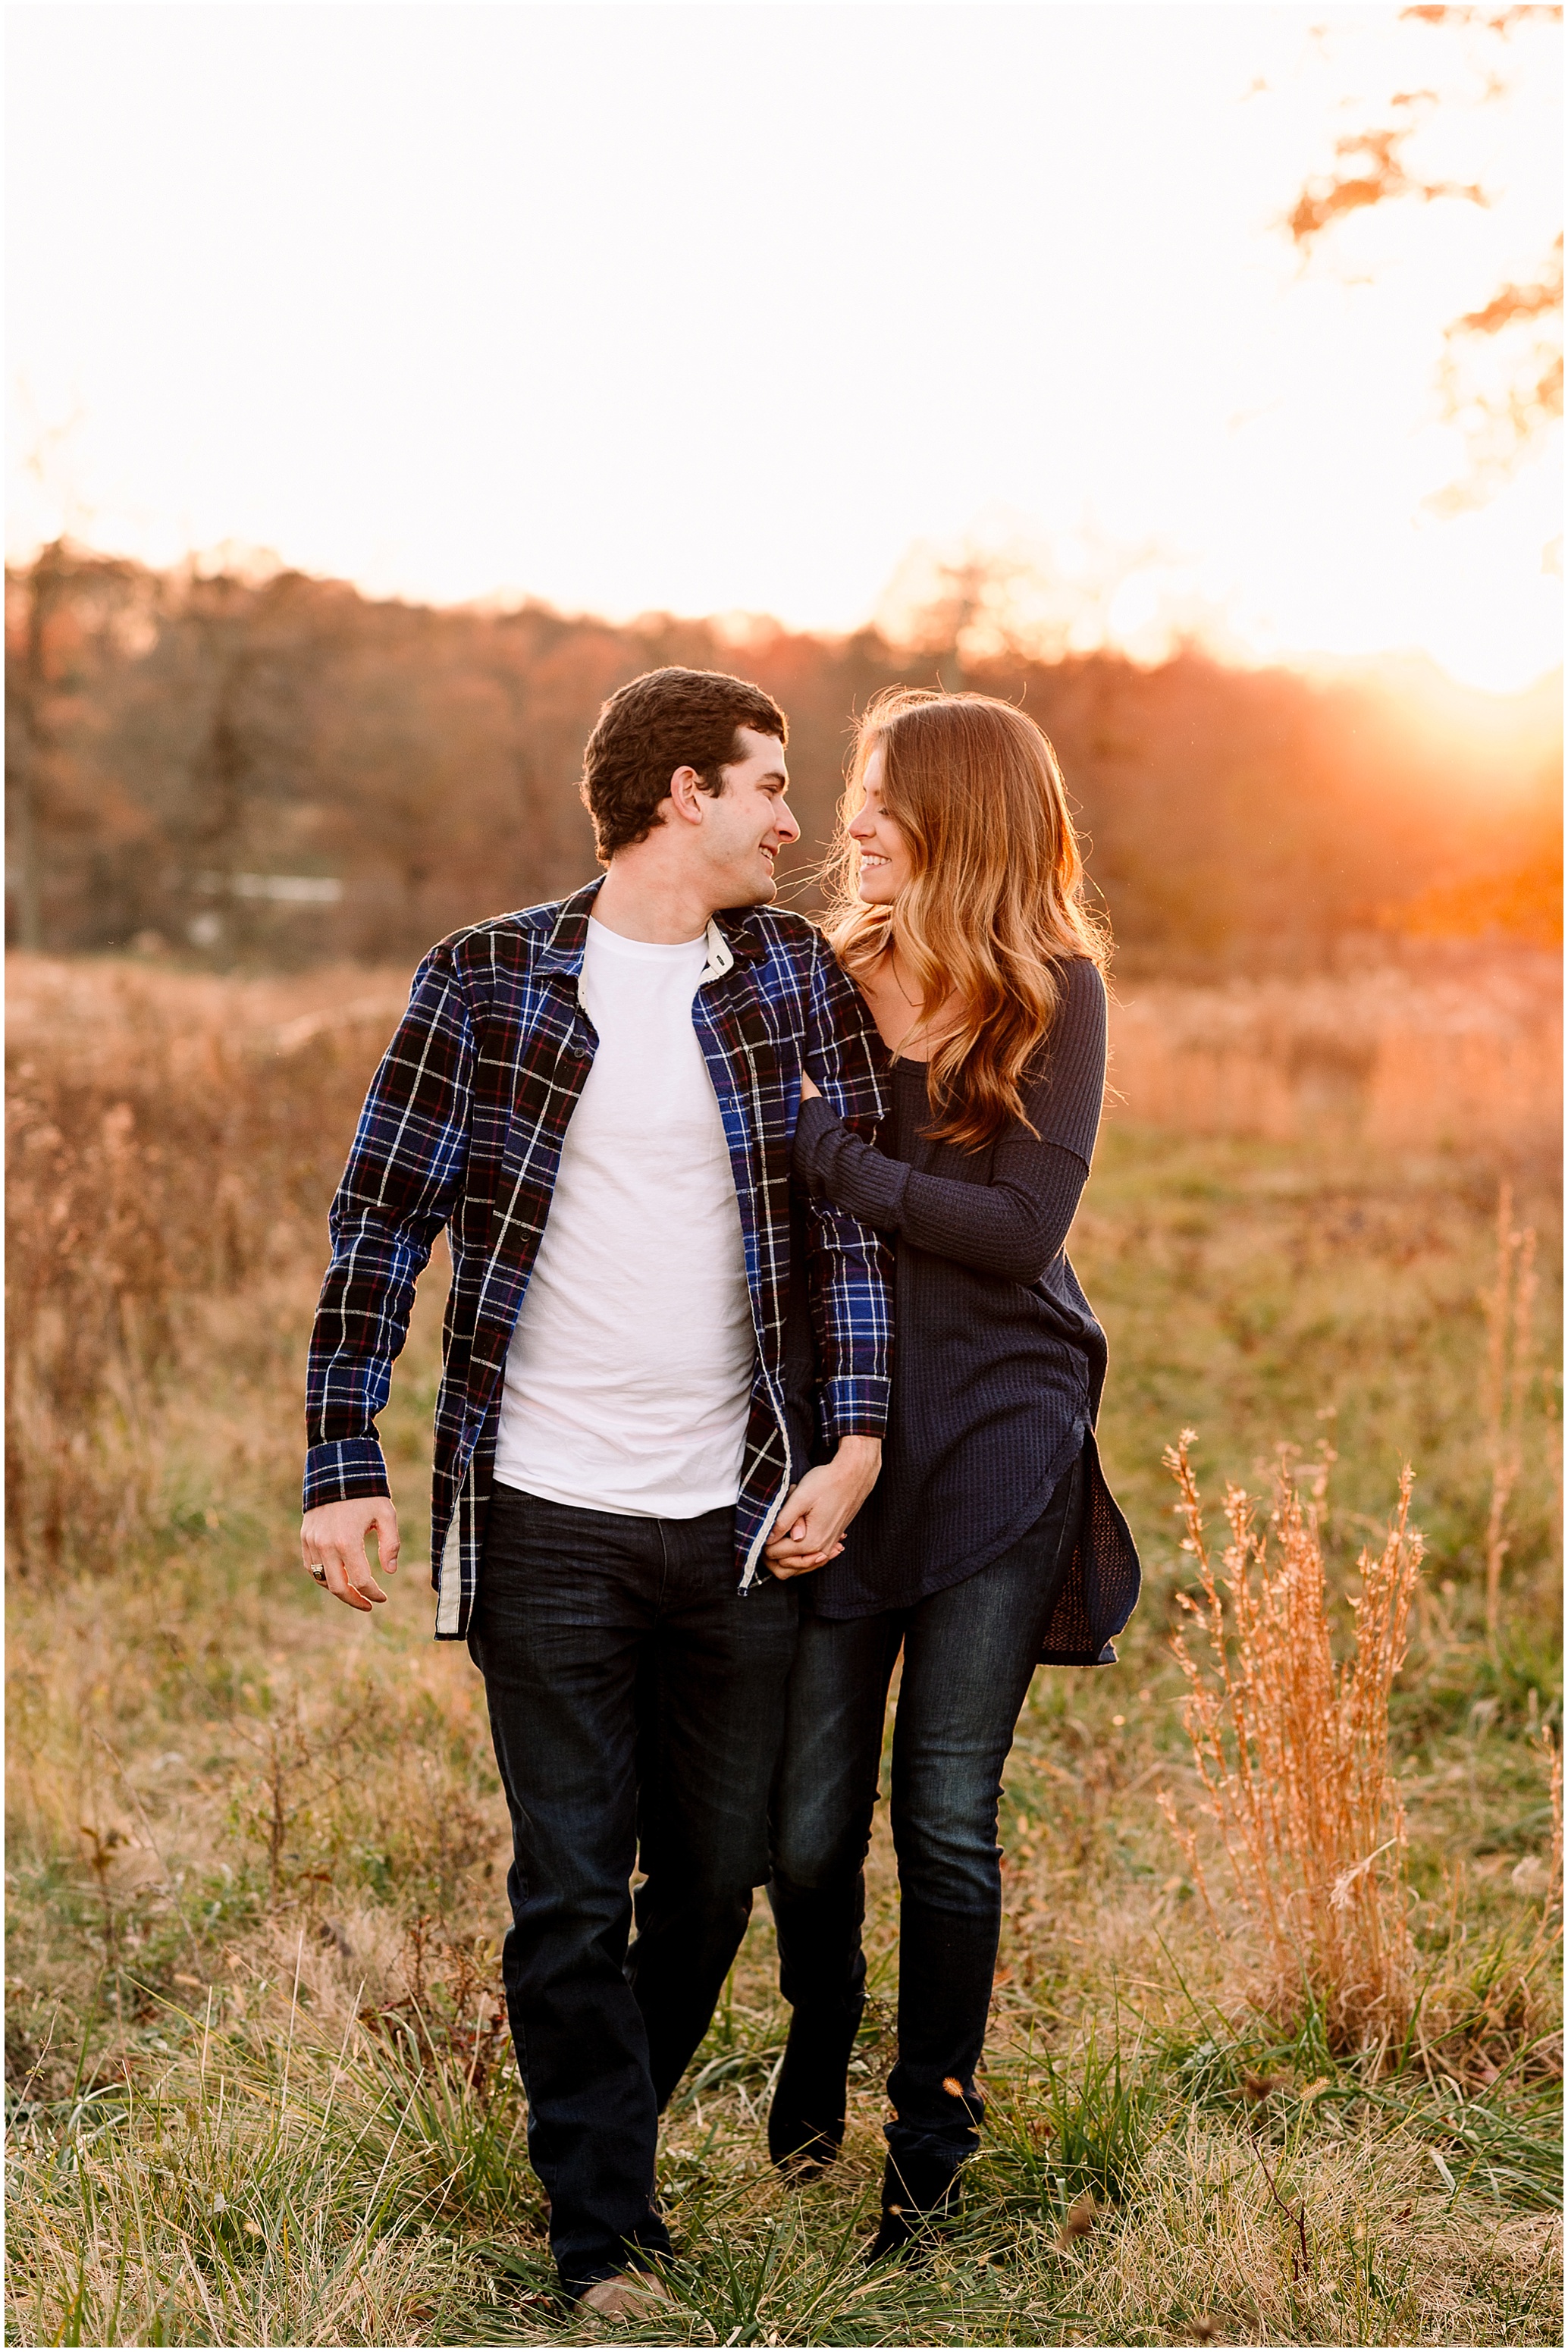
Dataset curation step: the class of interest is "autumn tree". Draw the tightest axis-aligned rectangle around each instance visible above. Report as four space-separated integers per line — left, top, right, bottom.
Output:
5 541 149 948
1287 5 1563 513
5 550 1557 972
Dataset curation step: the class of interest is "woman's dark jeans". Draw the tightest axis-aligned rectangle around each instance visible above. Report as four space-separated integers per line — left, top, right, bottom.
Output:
469 1485 799 2294
769 1455 1082 2197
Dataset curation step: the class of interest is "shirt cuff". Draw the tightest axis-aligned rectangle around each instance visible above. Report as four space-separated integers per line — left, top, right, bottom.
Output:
303 1437 392 1512
819 1374 890 1444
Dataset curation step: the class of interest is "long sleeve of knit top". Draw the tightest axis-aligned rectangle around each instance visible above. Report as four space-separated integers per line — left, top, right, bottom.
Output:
792 956 1106 1281
793 1109 1088 1281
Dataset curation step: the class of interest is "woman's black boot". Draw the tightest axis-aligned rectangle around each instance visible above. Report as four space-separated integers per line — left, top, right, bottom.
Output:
864 2149 964 2263
768 2002 863 2177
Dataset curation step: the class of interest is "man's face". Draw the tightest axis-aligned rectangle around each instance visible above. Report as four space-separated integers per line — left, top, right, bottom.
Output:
695 726 800 907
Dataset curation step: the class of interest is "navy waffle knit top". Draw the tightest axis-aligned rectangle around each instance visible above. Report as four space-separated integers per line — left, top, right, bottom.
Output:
792 955 1140 1660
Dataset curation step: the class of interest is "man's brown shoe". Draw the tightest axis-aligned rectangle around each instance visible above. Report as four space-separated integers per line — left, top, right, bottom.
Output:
580 2270 670 2323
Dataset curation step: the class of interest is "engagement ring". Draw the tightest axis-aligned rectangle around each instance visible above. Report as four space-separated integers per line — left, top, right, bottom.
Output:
309 1561 328 1585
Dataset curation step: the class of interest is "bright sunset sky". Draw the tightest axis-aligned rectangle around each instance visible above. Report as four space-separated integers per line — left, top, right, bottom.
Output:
7 3 1561 691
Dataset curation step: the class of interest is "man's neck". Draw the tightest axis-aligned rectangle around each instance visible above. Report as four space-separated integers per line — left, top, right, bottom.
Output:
591 857 717 946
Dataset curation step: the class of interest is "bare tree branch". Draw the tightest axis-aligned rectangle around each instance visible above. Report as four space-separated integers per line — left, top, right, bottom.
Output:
1287 114 1486 251
1284 10 1560 515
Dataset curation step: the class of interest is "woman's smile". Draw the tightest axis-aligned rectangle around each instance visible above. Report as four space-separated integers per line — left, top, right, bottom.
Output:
848 746 914 901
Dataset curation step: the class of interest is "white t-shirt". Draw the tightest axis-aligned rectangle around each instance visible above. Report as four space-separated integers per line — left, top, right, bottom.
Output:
494 917 756 1517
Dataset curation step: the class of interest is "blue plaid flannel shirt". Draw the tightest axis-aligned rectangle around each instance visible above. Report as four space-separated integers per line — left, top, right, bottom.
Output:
303 879 894 1638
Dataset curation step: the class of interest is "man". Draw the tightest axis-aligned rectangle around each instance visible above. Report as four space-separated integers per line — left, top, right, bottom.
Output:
299 668 892 2312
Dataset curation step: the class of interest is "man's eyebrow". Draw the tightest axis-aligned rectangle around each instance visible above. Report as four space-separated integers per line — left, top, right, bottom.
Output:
761 766 789 786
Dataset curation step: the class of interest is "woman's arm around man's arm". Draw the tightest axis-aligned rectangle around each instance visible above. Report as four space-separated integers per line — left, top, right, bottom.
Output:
794 958 1106 1284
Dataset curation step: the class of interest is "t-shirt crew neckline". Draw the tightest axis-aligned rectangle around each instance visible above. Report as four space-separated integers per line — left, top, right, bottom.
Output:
586 914 708 963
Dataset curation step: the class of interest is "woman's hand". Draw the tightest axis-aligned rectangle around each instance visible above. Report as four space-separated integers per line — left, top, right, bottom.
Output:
764 1435 881 1577
799 1071 821 1102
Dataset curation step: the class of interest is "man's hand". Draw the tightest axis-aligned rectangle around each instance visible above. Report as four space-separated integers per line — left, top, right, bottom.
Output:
764 1435 882 1579
301 1495 400 1612
799 1071 822 1102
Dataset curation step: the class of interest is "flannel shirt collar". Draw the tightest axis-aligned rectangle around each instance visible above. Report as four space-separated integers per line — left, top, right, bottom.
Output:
535 880 603 980
534 874 770 986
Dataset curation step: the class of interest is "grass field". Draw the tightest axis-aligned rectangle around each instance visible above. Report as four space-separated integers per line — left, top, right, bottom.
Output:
5 955 1562 2347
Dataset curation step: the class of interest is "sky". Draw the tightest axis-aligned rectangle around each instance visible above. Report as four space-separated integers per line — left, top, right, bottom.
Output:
7 2 1562 692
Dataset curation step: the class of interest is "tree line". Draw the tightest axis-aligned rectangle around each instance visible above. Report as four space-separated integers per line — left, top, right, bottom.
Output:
5 541 1559 974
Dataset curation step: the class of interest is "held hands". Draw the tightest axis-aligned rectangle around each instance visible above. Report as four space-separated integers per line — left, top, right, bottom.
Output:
773 1070 868 1574
764 1435 882 1579
301 1495 400 1611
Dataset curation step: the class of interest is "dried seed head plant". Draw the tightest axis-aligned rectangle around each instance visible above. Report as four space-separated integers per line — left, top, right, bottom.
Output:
1158 1430 1423 2057
1544 1724 1563 1903
1481 1180 1541 1657
1529 1720 1563 1946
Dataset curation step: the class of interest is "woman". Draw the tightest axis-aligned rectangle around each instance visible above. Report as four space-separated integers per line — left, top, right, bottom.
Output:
762 688 1140 2256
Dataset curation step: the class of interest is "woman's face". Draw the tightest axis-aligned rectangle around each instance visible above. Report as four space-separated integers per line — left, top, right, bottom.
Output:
848 745 915 905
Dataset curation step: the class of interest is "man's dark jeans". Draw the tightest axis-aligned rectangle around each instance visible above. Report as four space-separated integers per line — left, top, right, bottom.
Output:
768 1454 1082 2198
469 1485 799 2294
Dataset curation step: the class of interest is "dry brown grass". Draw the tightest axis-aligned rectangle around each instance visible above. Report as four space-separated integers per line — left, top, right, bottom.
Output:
5 952 1560 2344
1108 960 1561 1153
1159 1434 1422 2059
5 955 408 1574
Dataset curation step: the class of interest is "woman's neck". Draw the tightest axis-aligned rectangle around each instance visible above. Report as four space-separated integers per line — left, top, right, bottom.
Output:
856 937 956 1063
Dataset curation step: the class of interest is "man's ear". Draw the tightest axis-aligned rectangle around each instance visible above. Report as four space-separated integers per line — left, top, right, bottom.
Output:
666 766 709 826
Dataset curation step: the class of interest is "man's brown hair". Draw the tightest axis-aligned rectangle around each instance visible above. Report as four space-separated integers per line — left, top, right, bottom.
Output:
581 668 788 861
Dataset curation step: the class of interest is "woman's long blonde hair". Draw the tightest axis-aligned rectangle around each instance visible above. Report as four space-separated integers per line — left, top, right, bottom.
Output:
823 688 1109 1153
